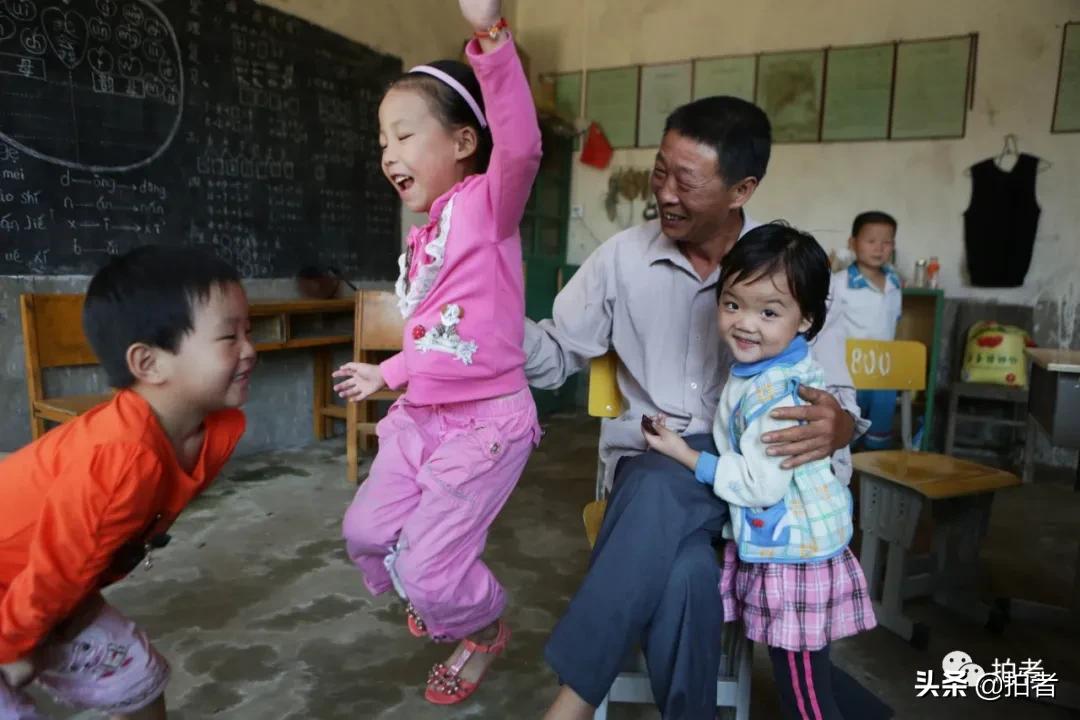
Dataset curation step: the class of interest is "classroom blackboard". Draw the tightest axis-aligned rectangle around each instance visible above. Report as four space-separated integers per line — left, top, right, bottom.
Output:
0 0 401 278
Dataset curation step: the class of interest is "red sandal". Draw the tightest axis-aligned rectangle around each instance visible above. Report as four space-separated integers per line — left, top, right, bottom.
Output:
424 620 511 705
405 603 427 638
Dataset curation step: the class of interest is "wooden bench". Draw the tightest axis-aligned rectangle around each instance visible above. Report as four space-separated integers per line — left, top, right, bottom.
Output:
344 290 404 484
848 339 1021 648
20 293 355 441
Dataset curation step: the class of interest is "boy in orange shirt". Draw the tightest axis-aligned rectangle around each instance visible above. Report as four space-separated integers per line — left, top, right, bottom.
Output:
0 246 254 719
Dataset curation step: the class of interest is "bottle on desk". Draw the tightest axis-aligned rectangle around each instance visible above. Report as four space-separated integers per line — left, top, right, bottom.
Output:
913 259 928 288
926 256 940 289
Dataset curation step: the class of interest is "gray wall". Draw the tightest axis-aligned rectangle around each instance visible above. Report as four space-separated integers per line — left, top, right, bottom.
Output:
0 276 388 456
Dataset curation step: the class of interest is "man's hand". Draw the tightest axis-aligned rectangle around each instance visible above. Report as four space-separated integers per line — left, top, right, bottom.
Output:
761 385 855 469
0 656 35 689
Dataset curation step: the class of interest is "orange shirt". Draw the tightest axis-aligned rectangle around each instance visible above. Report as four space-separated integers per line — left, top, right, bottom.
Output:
0 390 244 663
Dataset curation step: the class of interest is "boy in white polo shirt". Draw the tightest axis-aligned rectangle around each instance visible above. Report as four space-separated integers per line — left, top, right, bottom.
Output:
830 211 902 449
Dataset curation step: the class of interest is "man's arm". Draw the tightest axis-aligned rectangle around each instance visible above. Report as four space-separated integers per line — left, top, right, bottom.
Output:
761 279 869 468
524 240 617 390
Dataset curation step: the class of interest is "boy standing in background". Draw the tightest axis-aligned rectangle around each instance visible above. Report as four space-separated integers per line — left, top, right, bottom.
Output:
830 211 902 449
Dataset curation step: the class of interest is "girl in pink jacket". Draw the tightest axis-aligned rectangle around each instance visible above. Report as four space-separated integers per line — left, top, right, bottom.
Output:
333 0 541 705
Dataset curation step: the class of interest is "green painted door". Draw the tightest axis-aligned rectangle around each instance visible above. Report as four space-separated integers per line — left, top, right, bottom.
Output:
521 126 577 415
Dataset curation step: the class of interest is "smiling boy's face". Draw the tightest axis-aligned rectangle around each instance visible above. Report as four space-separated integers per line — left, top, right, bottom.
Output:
153 282 256 412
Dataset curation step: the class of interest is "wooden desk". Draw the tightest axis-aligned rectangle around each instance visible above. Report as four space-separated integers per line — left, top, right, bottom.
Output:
1023 348 1080 485
248 298 354 441
1003 348 1080 711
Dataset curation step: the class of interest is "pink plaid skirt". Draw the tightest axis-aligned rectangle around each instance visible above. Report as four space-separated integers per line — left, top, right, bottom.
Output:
719 541 876 651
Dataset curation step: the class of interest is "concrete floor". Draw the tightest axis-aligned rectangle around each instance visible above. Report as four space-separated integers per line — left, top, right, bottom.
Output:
30 414 1080 719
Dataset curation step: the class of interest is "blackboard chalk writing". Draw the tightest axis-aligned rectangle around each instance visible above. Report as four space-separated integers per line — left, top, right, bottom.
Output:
88 47 113 72
6 1 36 23
0 0 400 279
122 3 146 26
145 19 166 42
19 27 47 55
59 172 118 194
0 212 47 231
73 238 120 256
40 8 89 70
88 16 111 42
28 250 48 273
143 41 165 63
0 53 47 80
116 24 142 51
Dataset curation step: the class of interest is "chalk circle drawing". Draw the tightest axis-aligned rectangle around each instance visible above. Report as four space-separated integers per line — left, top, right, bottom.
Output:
0 15 17 41
0 0 184 173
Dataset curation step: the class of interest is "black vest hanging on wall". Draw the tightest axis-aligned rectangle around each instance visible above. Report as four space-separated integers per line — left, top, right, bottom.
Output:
962 153 1042 288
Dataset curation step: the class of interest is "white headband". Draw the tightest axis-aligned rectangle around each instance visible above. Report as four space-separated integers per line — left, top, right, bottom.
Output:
408 64 488 129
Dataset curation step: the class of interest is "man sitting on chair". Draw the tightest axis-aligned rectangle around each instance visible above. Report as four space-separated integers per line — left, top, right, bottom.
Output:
526 97 876 720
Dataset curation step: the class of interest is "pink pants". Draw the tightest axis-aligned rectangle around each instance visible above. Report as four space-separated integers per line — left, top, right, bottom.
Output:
342 388 539 640
0 600 169 719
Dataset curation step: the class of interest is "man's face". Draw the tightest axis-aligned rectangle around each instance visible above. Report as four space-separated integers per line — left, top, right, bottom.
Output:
649 131 750 246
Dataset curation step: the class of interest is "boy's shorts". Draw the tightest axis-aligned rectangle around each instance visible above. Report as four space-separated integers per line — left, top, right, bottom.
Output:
0 600 169 718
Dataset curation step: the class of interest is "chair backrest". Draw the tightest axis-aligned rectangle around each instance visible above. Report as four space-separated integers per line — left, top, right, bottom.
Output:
354 290 403 360
588 352 622 418
846 339 927 392
847 338 927 450
19 294 98 371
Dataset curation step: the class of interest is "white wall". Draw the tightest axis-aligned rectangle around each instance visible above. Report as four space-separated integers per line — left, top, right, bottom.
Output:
259 0 472 69
514 0 1080 343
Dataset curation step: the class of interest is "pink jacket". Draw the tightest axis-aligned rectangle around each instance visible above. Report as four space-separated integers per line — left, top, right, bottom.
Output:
380 36 542 405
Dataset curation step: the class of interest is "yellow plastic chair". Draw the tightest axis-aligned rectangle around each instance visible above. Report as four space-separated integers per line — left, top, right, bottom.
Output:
583 352 750 720
848 339 1020 648
582 352 621 546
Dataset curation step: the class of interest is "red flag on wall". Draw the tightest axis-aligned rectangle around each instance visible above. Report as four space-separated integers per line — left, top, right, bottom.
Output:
579 122 613 169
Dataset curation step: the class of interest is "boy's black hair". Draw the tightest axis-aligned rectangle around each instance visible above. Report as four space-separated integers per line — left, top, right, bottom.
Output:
718 222 831 340
84 245 241 388
852 210 897 237
664 96 772 186
388 60 493 172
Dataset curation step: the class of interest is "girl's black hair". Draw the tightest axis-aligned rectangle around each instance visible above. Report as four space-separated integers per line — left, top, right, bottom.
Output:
718 222 831 340
387 60 493 172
